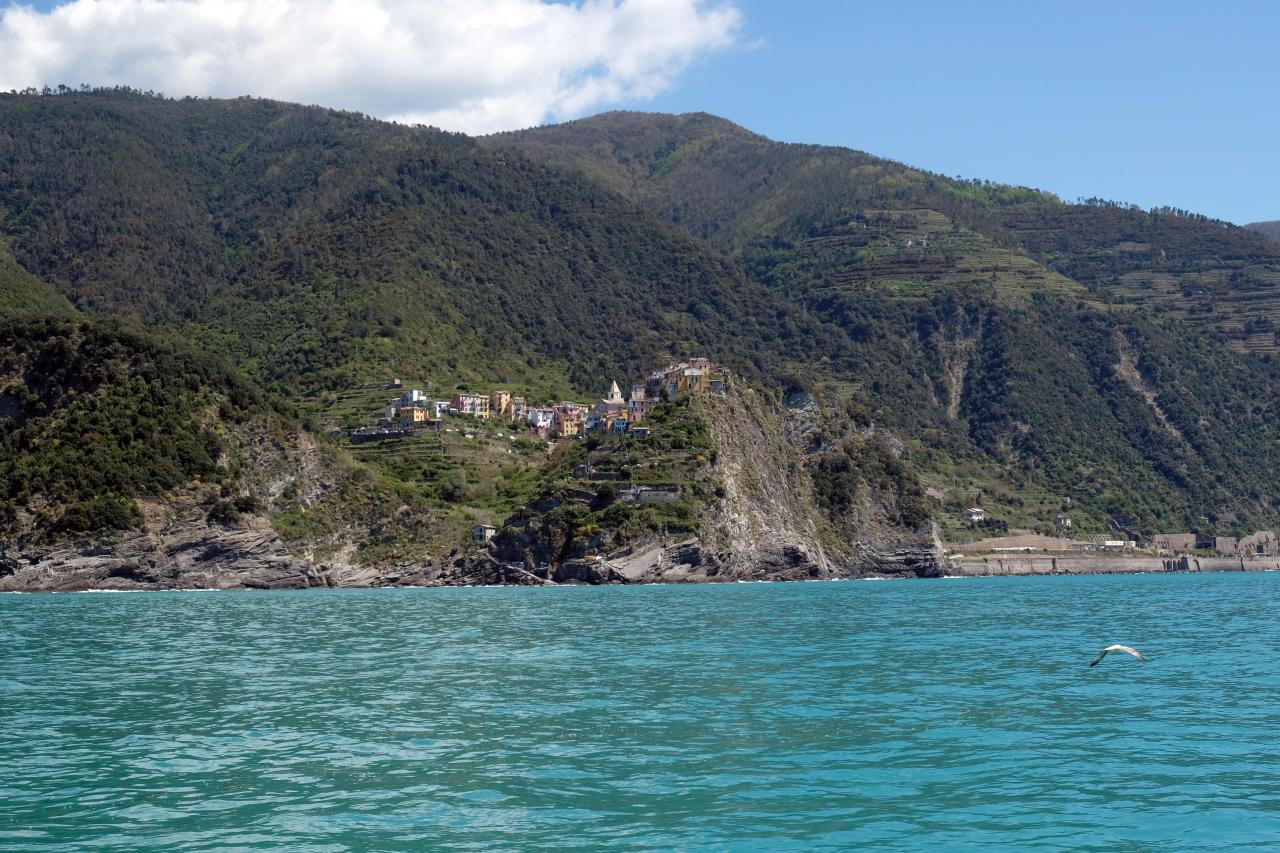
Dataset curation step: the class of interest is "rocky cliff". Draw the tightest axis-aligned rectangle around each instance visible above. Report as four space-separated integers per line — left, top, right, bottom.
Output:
625 388 941 582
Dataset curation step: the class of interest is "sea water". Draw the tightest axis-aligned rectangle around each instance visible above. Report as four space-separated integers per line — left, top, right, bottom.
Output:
2 573 1279 850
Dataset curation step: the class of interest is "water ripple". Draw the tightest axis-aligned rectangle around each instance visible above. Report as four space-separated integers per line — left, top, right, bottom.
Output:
3 574 1280 850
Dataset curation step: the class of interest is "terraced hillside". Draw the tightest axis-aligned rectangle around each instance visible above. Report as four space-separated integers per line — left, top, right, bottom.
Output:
748 207 1084 306
488 112 1280 357
992 205 1280 356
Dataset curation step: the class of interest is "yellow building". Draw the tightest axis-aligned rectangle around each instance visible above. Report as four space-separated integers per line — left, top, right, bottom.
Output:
489 390 513 419
399 406 429 427
553 405 583 438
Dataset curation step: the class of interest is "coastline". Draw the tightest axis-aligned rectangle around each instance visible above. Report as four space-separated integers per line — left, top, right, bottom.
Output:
5 539 1280 593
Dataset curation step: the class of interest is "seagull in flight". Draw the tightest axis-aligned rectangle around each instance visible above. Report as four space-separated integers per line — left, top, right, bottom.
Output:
1089 644 1147 667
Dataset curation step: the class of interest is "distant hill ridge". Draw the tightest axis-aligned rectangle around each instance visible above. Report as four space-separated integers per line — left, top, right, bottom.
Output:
1247 221 1280 243
0 91 834 397
488 111 1280 357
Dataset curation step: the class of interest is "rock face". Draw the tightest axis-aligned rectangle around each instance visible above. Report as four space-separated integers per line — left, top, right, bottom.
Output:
653 389 942 583
616 538 941 583
1 515 322 592
0 487 429 592
692 390 838 579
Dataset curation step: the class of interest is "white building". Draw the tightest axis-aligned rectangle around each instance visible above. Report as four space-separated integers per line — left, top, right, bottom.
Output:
527 407 555 429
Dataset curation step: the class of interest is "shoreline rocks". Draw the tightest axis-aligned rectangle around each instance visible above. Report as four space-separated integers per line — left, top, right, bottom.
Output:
7 527 1277 593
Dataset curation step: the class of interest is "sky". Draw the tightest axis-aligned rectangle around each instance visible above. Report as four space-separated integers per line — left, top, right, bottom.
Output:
1 0 1276 223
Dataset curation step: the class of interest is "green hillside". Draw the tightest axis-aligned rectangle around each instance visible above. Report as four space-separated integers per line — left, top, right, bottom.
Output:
488 112 1280 357
488 112 1280 535
0 240 75 318
0 91 837 397
0 316 270 537
2 93 1278 548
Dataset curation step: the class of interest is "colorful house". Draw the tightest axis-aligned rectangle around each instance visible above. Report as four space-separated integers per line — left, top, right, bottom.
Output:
398 406 430 427
402 389 427 404
553 403 584 439
646 358 729 401
451 393 490 419
489 390 513 419
526 407 555 430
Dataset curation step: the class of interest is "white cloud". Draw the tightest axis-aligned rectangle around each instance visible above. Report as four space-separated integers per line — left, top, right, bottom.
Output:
0 0 742 133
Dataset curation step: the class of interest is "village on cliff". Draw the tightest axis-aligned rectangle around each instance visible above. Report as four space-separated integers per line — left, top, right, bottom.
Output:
355 358 728 442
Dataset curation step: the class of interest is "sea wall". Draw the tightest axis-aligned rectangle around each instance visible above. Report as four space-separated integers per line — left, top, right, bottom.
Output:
953 553 1280 576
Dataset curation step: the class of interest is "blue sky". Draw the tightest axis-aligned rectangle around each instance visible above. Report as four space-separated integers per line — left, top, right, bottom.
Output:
640 0 1279 224
5 0 1277 223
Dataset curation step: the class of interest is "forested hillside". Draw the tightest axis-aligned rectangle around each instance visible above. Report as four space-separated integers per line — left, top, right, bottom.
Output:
488 112 1280 357
0 316 269 537
1248 221 1280 243
489 112 1280 535
1 92 1278 550
0 90 840 397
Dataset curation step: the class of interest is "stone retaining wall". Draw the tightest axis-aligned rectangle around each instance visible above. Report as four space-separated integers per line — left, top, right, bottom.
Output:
954 554 1280 576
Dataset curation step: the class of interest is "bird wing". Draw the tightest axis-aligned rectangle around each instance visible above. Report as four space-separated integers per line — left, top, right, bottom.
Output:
1089 649 1108 667
1114 645 1146 660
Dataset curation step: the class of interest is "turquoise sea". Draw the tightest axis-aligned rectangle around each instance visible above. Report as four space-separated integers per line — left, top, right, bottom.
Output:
2 573 1279 851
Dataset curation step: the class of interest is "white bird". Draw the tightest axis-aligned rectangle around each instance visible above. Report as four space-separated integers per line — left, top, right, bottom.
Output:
1089 644 1147 667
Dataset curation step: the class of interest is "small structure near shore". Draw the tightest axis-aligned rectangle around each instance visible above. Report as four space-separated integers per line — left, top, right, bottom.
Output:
1153 533 1197 552
1239 530 1278 557
620 484 683 504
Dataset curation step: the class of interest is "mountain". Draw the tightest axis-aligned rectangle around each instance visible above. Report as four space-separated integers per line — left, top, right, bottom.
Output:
487 112 1280 357
1 90 925 585
1248 221 1280 243
487 112 1280 535
2 93 1279 586
0 91 843 398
